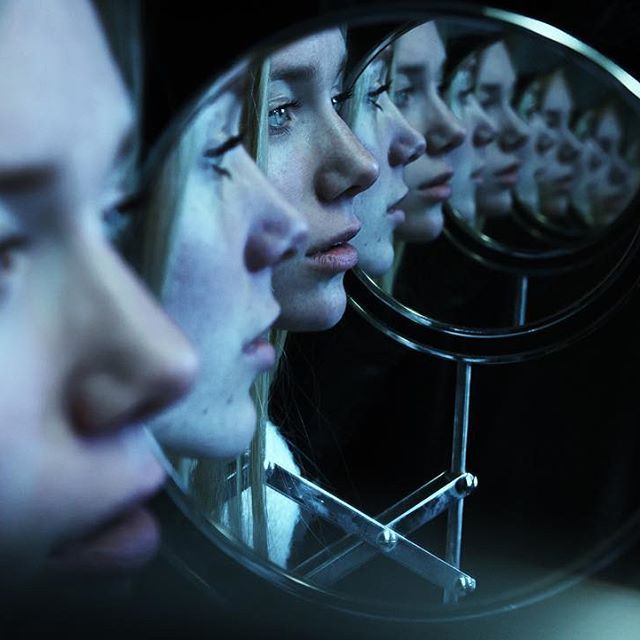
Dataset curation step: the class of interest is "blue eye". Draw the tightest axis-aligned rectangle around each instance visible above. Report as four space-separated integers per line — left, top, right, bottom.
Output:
331 89 353 114
268 102 298 135
102 198 134 245
367 82 391 112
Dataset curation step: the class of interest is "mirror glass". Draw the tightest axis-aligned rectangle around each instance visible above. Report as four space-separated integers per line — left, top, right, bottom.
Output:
131 7 640 621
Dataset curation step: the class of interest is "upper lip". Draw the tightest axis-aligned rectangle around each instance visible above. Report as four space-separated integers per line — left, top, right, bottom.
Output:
387 189 409 211
418 169 454 190
494 162 520 177
306 223 362 256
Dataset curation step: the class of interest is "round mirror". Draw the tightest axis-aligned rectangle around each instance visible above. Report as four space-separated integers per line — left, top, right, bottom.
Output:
128 4 640 626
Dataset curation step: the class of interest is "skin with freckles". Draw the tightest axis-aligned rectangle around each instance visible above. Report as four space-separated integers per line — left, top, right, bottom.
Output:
142 65 308 459
267 29 379 331
391 22 466 243
0 0 198 576
474 41 530 221
348 48 426 277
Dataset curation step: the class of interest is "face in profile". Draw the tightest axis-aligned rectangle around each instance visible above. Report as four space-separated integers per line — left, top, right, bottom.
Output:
474 41 529 219
445 52 496 223
348 46 425 277
0 0 197 574
572 106 631 224
534 71 582 219
392 21 466 242
267 29 379 332
143 65 307 459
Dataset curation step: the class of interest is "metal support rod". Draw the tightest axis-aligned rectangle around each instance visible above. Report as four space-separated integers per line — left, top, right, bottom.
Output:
513 274 528 327
266 462 476 595
296 471 478 586
444 361 473 604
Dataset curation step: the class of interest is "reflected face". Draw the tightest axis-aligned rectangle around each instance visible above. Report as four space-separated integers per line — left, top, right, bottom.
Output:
535 71 581 218
267 29 379 331
148 68 307 459
573 107 630 223
0 0 197 573
349 50 425 276
392 22 466 242
445 54 496 222
475 41 529 218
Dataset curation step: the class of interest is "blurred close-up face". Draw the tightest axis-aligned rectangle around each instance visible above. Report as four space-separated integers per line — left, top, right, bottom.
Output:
474 40 529 219
0 0 197 574
268 29 379 331
349 48 425 276
445 52 496 223
392 21 466 242
535 71 582 219
145 67 307 459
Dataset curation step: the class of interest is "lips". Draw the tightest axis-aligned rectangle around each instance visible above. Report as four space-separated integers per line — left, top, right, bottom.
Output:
417 169 454 201
494 162 521 186
470 166 484 183
306 224 361 274
387 190 408 225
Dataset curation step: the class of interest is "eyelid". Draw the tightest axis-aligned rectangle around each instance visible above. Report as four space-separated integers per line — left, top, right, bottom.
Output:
203 131 245 158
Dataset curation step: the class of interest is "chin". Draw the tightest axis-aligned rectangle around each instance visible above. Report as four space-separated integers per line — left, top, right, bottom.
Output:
275 281 347 331
359 245 395 278
478 190 513 218
395 205 443 243
154 398 257 459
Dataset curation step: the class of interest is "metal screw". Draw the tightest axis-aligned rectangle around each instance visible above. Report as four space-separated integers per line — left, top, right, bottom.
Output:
455 473 478 494
376 528 398 553
455 575 476 595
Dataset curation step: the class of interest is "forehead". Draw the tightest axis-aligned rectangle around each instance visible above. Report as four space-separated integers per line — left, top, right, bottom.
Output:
597 108 622 138
542 72 573 110
477 41 515 87
394 22 445 73
269 29 346 82
0 0 131 171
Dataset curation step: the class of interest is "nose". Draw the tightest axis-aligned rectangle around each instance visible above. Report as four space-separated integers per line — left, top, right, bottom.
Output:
500 106 529 152
388 105 426 167
315 111 379 202
426 96 466 155
244 159 309 272
558 129 582 164
68 244 198 435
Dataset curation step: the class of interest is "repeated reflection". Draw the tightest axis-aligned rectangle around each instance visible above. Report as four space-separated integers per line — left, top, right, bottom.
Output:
137 13 640 611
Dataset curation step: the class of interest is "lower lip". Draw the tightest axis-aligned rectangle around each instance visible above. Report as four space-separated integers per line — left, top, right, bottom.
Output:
417 184 452 201
243 337 276 371
387 207 406 226
49 507 161 571
307 243 358 273
495 171 519 186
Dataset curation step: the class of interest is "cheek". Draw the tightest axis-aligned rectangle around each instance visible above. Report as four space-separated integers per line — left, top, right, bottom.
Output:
268 138 314 202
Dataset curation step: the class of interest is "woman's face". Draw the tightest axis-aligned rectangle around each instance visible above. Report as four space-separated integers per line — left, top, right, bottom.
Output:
349 49 426 276
573 108 630 222
535 71 582 218
475 41 530 218
0 0 197 573
149 68 308 459
392 22 466 242
445 54 497 223
515 80 558 211
267 29 379 331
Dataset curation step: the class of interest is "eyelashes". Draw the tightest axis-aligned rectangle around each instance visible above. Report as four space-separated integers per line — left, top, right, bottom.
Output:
102 190 144 246
367 82 391 111
203 131 245 178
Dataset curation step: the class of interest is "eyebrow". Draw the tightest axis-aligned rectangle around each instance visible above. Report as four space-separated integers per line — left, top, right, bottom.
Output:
270 52 347 85
0 164 56 194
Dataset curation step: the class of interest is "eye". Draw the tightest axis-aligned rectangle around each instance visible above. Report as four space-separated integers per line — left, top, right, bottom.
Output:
203 132 244 178
331 89 353 114
268 102 299 136
393 85 414 109
102 191 142 246
367 82 391 112
0 234 28 298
